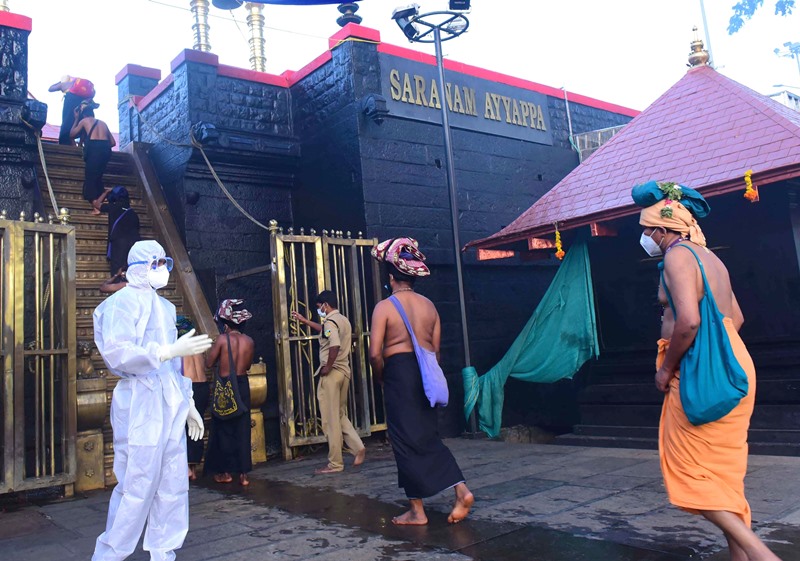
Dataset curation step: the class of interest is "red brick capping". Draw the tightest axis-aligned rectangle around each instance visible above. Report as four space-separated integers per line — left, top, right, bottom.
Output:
115 64 162 85
136 74 175 111
0 11 32 32
170 49 219 72
328 23 381 49
217 65 288 87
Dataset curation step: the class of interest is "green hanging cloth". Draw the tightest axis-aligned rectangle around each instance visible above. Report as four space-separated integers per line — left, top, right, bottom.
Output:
463 238 599 438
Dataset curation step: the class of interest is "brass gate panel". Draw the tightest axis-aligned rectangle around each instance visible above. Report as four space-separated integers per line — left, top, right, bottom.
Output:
270 223 384 460
1 215 77 494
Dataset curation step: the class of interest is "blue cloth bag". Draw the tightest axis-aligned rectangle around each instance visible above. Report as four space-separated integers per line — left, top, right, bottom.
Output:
661 245 748 425
389 295 449 407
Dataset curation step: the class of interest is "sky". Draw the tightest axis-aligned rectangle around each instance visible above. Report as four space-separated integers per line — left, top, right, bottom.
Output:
16 0 800 129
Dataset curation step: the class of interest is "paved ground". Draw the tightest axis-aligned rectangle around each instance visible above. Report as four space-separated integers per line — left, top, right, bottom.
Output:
1 438 798 560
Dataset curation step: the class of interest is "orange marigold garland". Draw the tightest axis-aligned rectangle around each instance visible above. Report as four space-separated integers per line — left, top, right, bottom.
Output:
554 225 565 260
743 169 759 202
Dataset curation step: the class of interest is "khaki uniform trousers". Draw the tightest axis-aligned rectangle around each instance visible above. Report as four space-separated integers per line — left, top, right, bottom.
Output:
317 367 364 470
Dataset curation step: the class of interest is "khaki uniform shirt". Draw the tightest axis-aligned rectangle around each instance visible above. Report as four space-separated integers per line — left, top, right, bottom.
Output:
319 310 352 377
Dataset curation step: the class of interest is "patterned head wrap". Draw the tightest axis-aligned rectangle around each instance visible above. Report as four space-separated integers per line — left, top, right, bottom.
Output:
176 315 195 337
632 181 709 247
215 299 253 324
371 238 430 277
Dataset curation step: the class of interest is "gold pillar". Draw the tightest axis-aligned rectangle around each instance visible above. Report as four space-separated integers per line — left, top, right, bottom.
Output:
0 1 10 13
75 377 107 492
248 358 268 464
190 0 212 52
245 2 266 72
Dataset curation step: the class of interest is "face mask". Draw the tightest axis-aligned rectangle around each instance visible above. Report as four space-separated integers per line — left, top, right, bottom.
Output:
640 232 663 257
148 266 170 289
317 307 327 320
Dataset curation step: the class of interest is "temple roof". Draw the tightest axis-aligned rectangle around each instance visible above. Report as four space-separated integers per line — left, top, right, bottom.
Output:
469 65 800 249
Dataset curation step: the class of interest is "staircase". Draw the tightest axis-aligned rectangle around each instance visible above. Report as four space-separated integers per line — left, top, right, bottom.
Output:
35 142 215 484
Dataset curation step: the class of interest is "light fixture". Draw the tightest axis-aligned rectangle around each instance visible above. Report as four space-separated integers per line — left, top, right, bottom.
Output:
449 0 470 10
212 0 243 9
392 4 420 41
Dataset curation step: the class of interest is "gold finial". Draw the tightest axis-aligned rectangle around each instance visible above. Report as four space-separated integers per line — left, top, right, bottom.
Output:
0 1 10 13
287 227 294 234
190 0 212 53
59 207 71 225
268 219 278 233
688 26 710 67
0 209 7 220
310 228 316 236
18 210 26 221
245 2 266 72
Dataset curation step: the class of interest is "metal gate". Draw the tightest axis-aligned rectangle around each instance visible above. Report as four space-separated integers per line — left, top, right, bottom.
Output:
1 213 77 494
269 223 385 460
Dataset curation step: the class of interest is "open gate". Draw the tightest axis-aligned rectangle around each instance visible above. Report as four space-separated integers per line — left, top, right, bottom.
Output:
1 213 77 495
269 223 385 460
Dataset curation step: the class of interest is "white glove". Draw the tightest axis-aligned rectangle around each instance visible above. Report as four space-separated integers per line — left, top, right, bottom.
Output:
157 328 212 362
186 401 204 442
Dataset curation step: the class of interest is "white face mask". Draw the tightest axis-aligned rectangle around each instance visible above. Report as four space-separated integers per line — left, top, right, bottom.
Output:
148 266 170 290
317 307 327 320
640 232 663 257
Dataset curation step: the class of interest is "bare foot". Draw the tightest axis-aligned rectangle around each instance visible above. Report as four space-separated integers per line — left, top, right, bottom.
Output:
392 509 428 526
188 466 196 481
214 473 233 484
314 465 343 475
448 486 474 524
353 447 366 467
239 473 249 486
90 208 101 215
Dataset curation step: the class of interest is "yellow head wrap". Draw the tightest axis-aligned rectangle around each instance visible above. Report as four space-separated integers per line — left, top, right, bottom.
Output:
639 199 707 247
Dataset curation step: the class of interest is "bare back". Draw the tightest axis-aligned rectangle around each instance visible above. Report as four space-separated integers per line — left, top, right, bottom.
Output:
658 242 743 331
206 331 255 377
378 292 440 358
182 353 207 383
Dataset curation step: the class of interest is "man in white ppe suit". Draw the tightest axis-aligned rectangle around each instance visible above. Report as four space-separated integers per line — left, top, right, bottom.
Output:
92 240 212 561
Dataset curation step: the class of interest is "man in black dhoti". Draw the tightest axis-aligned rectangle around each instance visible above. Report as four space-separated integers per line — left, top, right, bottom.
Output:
69 99 115 214
205 300 254 486
369 238 474 525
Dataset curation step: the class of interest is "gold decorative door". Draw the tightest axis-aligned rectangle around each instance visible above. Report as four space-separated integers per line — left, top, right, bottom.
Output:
1 213 77 495
270 223 385 460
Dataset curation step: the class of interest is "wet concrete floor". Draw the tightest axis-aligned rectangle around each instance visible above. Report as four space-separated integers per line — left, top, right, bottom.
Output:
202 476 689 560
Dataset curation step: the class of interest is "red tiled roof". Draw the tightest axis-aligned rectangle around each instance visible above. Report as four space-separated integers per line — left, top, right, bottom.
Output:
469 65 800 249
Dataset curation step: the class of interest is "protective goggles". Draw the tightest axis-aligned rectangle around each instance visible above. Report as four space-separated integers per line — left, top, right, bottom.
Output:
128 256 174 272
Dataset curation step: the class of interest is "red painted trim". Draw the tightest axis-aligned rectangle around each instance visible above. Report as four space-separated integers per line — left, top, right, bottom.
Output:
377 43 639 118
136 74 174 111
287 51 333 85
115 64 161 86
170 49 219 73
328 23 381 49
217 64 288 87
0 12 32 32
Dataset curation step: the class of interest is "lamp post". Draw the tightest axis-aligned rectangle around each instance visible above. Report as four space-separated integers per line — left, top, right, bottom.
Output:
392 5 478 434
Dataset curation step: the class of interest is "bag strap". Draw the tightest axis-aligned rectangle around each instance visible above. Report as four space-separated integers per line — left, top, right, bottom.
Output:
225 331 238 376
86 119 99 141
109 208 130 238
660 243 720 318
389 295 421 350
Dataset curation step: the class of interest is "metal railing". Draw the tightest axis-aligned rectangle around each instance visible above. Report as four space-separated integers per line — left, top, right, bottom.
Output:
574 124 626 163
1 210 76 495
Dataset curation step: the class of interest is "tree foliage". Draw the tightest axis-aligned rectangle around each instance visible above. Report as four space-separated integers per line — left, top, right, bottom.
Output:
728 0 795 34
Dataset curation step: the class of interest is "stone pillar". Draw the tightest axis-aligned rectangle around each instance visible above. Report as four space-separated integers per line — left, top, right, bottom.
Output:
115 64 162 149
0 11 37 217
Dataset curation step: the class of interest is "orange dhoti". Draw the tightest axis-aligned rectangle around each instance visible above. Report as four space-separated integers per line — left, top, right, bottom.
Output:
657 317 756 526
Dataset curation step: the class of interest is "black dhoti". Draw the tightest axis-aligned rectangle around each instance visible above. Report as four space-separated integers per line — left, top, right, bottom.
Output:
82 139 112 203
186 381 210 464
204 376 252 476
384 352 464 499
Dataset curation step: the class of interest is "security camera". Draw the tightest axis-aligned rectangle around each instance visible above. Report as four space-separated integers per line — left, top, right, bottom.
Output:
392 4 420 21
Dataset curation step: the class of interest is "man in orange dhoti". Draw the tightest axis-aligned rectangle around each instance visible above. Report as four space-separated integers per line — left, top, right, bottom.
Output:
632 181 780 561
